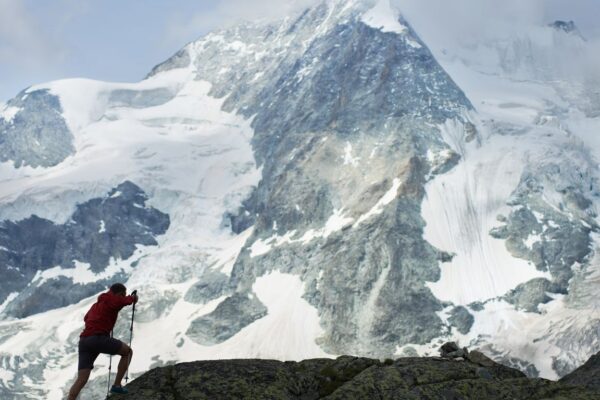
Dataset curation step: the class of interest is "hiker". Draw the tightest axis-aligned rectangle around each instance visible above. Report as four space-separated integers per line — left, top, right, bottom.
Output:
67 283 138 399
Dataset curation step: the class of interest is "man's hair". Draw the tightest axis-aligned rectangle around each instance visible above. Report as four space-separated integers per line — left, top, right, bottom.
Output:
110 283 127 295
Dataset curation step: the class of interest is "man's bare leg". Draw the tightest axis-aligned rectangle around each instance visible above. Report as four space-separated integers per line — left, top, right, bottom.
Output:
113 343 132 388
67 369 91 400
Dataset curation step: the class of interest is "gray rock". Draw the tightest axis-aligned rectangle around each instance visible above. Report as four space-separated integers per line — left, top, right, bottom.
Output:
184 270 230 304
0 181 170 318
146 48 191 78
491 155 598 313
476 367 493 380
560 351 600 390
481 344 541 378
549 20 583 37
468 302 485 311
467 350 497 368
464 122 478 142
0 89 74 168
504 278 562 313
3 275 122 318
186 292 267 345
440 342 460 357
448 306 474 334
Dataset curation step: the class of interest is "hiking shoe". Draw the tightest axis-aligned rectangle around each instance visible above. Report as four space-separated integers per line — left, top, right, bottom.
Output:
110 385 129 394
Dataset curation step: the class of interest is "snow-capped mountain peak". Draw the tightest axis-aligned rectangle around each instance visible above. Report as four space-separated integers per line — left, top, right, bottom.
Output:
0 1 599 399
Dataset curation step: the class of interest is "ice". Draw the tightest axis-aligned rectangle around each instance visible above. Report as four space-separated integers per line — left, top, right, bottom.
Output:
0 105 21 123
524 232 542 250
361 0 408 34
423 128 549 305
32 254 144 286
343 142 360 166
0 292 18 314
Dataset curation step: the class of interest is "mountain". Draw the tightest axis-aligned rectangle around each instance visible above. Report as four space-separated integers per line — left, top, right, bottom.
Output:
1 0 599 398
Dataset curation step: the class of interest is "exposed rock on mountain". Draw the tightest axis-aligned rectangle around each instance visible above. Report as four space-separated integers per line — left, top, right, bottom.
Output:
0 181 169 318
0 89 74 168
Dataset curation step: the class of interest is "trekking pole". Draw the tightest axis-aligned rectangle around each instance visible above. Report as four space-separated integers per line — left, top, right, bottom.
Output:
125 290 137 384
106 330 114 399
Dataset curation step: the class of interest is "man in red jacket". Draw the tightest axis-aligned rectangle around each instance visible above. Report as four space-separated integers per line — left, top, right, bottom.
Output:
67 283 138 399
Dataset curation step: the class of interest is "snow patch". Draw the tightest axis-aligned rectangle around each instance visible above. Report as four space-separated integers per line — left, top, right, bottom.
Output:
524 232 542 250
343 142 360 166
31 251 145 286
250 209 354 258
250 230 297 258
354 178 401 227
300 208 354 242
405 37 422 49
0 368 14 389
0 292 18 314
125 272 330 379
361 0 408 34
0 105 21 123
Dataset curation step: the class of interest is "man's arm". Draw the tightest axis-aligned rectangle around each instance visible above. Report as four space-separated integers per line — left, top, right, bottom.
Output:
107 293 137 310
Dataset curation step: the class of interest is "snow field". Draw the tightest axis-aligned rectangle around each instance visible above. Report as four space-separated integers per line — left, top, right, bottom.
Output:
422 129 549 305
417 18 600 378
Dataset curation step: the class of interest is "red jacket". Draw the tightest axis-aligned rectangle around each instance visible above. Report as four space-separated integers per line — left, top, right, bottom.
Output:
80 291 136 337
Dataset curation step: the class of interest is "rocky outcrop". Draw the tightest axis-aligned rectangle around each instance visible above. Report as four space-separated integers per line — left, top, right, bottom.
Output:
0 181 170 318
186 293 268 345
110 346 600 399
492 154 599 313
0 89 74 168
560 352 600 390
549 20 584 38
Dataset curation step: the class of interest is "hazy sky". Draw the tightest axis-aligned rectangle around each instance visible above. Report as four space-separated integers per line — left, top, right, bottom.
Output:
1 0 599 102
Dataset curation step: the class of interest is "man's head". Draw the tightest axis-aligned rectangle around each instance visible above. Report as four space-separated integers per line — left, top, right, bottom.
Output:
110 283 127 296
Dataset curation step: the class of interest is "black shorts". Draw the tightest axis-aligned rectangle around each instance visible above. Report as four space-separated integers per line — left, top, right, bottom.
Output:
78 335 123 370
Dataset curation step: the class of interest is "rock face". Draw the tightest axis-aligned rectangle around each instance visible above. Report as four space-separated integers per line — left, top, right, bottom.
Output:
549 20 583 37
0 89 74 168
179 0 472 358
186 293 268 345
0 181 169 318
560 352 600 390
111 352 600 400
491 159 598 299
